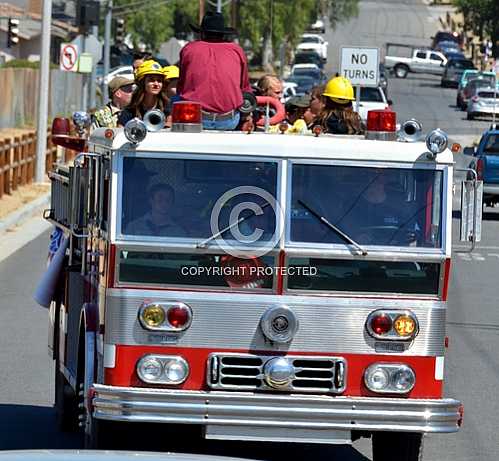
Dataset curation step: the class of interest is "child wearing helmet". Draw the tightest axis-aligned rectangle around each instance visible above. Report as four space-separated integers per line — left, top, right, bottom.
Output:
118 60 169 127
163 65 180 99
315 76 363 135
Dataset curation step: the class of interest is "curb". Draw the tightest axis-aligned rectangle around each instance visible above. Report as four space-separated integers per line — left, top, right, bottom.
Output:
0 192 50 235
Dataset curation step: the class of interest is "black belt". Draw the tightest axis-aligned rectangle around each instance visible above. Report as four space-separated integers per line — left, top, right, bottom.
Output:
201 109 237 121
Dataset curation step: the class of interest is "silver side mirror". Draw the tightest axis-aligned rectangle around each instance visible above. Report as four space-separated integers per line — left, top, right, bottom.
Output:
460 177 483 246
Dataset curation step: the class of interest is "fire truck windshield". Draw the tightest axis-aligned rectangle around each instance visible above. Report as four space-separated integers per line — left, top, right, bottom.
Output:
290 165 443 248
120 156 278 241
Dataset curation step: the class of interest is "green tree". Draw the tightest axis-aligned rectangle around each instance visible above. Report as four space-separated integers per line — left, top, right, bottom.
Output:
112 0 360 64
325 0 359 30
238 0 317 70
453 0 499 56
237 0 359 70
113 0 175 53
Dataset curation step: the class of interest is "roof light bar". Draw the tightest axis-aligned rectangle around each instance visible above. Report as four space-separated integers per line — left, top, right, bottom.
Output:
365 109 397 141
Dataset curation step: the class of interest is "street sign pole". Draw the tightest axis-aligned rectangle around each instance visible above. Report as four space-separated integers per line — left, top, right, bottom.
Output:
35 0 53 183
355 84 360 113
493 75 497 129
81 35 88 111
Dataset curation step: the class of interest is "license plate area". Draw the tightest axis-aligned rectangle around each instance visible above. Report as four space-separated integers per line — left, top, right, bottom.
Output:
204 425 352 445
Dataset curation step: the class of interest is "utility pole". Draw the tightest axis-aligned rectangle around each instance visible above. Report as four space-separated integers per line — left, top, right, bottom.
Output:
89 24 98 109
103 0 112 103
35 0 53 183
81 35 88 111
231 0 237 29
199 0 205 23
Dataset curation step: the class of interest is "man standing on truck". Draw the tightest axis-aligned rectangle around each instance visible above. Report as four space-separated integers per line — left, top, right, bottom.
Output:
177 12 253 130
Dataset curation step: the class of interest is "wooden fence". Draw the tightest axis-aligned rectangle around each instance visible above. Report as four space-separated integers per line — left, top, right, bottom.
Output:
0 130 75 200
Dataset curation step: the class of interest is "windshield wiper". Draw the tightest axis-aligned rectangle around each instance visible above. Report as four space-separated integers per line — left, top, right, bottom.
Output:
196 201 271 249
298 199 368 256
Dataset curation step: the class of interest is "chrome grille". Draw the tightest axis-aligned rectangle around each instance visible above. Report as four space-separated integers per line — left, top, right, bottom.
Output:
208 353 347 394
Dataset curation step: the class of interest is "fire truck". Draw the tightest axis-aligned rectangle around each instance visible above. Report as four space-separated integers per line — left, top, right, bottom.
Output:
42 103 482 460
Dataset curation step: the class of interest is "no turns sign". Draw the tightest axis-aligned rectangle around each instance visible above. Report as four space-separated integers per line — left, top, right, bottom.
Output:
340 47 379 87
60 43 79 72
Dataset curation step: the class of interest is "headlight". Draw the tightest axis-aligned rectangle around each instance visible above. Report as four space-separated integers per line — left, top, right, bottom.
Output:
137 357 163 381
163 358 190 383
391 366 416 392
138 302 192 331
137 355 189 385
364 363 415 394
364 366 389 391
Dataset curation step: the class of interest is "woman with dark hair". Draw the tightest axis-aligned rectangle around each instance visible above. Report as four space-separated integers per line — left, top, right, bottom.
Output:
314 77 363 135
118 60 169 127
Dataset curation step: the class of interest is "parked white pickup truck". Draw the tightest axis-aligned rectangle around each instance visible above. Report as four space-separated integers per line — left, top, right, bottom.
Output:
384 43 447 78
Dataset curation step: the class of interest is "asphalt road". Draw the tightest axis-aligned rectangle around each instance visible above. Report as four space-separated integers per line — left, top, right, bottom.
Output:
1 1 498 460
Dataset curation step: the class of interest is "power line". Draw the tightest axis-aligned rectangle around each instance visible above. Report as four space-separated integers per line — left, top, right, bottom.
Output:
112 0 172 12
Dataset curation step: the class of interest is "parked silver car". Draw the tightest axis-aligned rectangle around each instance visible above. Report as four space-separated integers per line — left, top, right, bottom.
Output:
467 87 498 120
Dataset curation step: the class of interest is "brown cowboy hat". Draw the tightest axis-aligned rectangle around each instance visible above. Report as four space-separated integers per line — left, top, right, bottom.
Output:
190 12 237 35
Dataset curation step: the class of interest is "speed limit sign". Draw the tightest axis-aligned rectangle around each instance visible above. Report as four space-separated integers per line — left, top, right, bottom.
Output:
60 43 79 72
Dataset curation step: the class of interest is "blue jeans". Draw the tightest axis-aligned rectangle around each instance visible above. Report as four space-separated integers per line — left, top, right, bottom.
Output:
202 111 240 130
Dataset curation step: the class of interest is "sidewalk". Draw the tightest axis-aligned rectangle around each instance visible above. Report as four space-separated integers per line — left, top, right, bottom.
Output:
0 187 51 263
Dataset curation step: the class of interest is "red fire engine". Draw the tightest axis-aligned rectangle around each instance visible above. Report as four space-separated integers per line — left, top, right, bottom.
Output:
40 104 482 460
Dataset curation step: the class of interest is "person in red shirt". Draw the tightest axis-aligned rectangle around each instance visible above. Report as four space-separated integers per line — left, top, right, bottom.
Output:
177 12 253 130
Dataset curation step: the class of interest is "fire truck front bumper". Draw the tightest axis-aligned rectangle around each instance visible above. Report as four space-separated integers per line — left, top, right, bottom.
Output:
92 385 462 441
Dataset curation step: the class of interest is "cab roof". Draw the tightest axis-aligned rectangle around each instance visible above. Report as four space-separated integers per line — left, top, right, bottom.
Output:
89 129 454 165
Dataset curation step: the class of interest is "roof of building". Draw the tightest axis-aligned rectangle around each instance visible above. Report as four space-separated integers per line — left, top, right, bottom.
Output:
0 2 78 40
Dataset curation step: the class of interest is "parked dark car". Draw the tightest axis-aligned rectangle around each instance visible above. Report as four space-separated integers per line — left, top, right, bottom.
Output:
290 66 327 84
431 30 462 48
441 58 475 88
284 75 317 95
434 40 462 56
293 51 324 69
444 51 465 60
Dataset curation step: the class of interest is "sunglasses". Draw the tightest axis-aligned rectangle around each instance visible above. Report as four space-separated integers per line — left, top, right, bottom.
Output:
119 84 135 93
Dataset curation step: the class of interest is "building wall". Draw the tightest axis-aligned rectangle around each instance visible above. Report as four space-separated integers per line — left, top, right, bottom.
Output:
0 67 84 128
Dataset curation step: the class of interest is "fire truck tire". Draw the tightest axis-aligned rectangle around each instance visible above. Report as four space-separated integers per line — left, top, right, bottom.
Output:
85 418 119 449
372 431 424 461
54 364 79 432
54 301 79 433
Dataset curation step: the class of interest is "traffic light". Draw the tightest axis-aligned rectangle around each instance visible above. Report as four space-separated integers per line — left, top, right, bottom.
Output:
115 18 125 44
76 0 100 33
7 18 20 48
